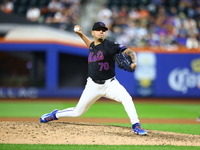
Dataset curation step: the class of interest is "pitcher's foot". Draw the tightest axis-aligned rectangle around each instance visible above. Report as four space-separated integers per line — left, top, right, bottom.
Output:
40 109 58 123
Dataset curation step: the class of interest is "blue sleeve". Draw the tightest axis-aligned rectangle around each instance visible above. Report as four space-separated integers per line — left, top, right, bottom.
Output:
109 41 127 55
118 44 127 52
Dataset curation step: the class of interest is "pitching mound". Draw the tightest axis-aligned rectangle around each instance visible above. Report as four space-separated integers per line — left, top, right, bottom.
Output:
0 121 200 146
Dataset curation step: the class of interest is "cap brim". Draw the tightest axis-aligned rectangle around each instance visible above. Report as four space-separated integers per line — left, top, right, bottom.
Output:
93 27 108 31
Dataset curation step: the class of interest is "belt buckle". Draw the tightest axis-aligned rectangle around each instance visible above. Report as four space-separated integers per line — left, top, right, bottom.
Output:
93 78 114 84
98 80 105 84
94 79 105 84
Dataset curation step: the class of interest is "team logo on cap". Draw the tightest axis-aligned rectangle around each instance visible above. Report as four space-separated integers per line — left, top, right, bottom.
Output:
99 22 104 26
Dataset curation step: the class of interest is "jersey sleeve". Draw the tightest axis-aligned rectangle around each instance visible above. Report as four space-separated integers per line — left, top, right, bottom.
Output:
108 41 127 55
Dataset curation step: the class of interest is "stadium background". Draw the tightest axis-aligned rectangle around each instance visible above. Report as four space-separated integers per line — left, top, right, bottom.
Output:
0 0 200 99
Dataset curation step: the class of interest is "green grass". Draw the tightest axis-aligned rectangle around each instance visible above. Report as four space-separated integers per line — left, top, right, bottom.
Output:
0 101 68 117
135 103 199 119
0 101 199 119
0 100 199 150
0 144 200 150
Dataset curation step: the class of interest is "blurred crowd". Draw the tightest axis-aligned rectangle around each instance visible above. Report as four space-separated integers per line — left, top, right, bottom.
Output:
0 0 82 31
43 0 81 31
0 0 13 13
0 0 199 49
101 0 200 49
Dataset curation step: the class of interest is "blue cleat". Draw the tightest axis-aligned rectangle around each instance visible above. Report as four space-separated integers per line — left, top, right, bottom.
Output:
132 123 147 135
40 109 59 123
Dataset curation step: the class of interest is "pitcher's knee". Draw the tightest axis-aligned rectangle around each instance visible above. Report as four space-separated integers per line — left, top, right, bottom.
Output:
73 110 84 117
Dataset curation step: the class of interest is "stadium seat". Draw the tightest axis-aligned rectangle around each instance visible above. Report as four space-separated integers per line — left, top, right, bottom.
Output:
29 0 39 6
166 0 180 7
39 0 51 7
110 0 121 8
16 6 27 16
0 0 3 4
139 0 150 6
12 0 20 6
120 0 129 6
19 0 29 6
129 0 139 7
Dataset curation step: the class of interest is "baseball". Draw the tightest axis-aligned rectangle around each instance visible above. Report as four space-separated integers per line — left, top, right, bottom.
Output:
74 27 80 32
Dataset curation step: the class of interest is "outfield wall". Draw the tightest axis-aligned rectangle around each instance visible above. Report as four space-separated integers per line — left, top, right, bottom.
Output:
0 41 200 98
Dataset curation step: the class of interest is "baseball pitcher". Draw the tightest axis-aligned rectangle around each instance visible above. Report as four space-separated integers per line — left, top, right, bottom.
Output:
40 22 147 135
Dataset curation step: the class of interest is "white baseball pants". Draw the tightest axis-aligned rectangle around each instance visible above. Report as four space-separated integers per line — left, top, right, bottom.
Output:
56 77 140 124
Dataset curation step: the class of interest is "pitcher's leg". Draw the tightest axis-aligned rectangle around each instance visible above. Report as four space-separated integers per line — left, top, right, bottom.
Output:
120 93 139 124
56 79 101 118
105 80 139 124
56 94 100 118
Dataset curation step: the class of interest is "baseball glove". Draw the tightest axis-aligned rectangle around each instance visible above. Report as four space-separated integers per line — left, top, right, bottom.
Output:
114 52 134 72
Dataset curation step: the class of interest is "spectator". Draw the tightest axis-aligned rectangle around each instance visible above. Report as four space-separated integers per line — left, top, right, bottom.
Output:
97 5 113 29
0 0 13 14
135 20 148 41
168 6 178 17
47 0 81 31
110 6 119 22
45 0 62 24
118 5 128 18
186 34 199 49
60 0 72 9
128 7 139 21
176 23 188 46
26 6 41 22
5 0 197 49
52 8 70 30
137 5 150 19
197 20 200 42
103 0 200 48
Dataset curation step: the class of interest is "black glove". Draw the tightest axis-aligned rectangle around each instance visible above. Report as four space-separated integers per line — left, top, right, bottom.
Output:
114 52 134 72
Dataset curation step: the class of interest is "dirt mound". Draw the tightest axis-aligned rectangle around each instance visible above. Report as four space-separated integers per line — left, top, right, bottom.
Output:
0 121 199 146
